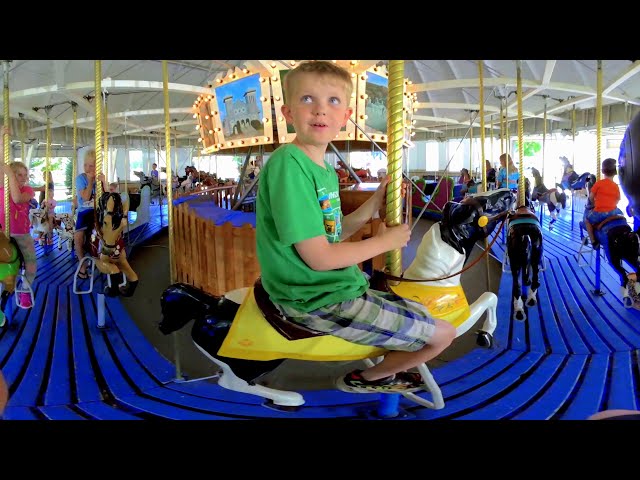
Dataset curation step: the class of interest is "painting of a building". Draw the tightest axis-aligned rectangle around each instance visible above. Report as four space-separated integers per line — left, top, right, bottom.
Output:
215 73 265 142
365 72 388 135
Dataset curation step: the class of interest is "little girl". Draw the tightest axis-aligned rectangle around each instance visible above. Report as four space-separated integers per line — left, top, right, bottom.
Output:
0 161 37 308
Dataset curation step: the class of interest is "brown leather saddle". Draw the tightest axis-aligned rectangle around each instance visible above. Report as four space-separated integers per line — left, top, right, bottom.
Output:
593 214 627 231
252 278 327 341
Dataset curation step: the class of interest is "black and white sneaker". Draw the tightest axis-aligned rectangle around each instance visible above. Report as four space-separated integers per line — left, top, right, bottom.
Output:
336 369 424 394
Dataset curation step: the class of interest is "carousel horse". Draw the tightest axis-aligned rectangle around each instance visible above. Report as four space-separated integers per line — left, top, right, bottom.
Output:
556 156 592 192
158 188 515 409
53 213 75 251
0 232 22 327
530 167 566 229
579 174 640 307
506 202 543 321
75 192 139 297
29 206 54 246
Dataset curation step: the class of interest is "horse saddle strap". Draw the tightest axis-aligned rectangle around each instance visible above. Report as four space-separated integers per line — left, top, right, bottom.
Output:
594 214 627 231
253 278 327 341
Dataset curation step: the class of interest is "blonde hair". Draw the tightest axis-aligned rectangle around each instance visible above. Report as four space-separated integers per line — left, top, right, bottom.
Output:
283 61 353 103
9 161 28 175
84 149 96 165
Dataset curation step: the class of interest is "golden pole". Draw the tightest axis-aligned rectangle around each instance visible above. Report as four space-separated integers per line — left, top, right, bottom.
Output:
163 60 181 381
104 95 109 183
596 60 602 181
94 61 103 200
478 60 490 291
516 60 524 207
385 60 405 279
542 97 547 181
3 61 11 237
19 113 25 162
505 98 509 186
163 61 175 283
469 111 473 175
72 103 78 205
45 108 51 202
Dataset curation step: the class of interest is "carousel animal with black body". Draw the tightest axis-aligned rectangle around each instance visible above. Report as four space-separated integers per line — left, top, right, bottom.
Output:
556 155 592 192
530 167 566 230
157 188 515 409
505 179 544 321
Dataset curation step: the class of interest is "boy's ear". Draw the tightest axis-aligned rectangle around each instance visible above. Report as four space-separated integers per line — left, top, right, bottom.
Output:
341 107 353 127
281 104 293 124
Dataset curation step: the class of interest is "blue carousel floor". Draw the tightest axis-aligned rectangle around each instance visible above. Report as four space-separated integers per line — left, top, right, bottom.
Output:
1 196 638 419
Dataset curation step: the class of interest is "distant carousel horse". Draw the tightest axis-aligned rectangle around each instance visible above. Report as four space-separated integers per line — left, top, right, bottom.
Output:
157 188 515 410
556 156 592 192
29 206 54 247
52 213 75 251
530 167 566 230
74 192 139 298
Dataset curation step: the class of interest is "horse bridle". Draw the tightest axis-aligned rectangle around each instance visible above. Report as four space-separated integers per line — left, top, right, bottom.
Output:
383 210 510 283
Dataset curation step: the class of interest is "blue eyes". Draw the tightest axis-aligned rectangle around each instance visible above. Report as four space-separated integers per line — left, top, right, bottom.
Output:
300 95 341 105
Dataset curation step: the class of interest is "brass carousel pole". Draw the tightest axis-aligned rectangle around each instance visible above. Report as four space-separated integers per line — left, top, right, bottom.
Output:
516 60 525 208
378 59 405 419
163 60 181 381
479 60 490 291
72 103 78 209
94 61 103 200
596 60 602 182
3 60 11 238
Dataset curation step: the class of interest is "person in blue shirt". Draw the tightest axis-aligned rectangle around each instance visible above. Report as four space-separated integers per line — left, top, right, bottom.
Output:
496 153 519 190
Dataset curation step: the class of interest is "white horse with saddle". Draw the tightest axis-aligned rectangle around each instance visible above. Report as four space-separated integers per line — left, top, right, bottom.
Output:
158 188 515 410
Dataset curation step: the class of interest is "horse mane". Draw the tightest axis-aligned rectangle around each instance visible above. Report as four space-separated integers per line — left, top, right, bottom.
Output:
97 192 124 231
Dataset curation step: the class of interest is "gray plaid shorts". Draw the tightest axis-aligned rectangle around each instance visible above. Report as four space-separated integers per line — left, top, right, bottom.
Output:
277 289 436 352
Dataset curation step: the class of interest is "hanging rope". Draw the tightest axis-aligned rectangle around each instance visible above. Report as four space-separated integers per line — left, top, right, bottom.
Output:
596 60 603 181
3 61 11 237
516 60 525 207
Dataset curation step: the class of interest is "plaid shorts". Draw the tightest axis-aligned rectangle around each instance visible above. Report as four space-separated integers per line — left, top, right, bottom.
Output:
277 289 436 352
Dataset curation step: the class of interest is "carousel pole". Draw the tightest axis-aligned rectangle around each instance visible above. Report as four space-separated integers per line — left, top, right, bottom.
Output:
478 60 490 291
516 61 525 208
377 59 404 419
593 60 605 296
163 60 181 380
94 61 107 329
3 61 11 239
72 103 78 213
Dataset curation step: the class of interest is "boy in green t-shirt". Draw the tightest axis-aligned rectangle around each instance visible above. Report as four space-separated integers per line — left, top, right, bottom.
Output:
256 61 455 393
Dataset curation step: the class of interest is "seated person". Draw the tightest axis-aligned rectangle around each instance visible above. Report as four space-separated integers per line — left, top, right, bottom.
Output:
583 158 624 249
458 168 471 193
150 163 159 181
33 170 55 205
496 153 519 190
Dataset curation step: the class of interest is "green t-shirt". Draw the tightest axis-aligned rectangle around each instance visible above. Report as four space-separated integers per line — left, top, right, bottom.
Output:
256 143 368 312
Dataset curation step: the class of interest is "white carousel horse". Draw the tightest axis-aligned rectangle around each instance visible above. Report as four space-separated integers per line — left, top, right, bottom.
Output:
53 213 75 251
29 207 54 247
158 189 515 410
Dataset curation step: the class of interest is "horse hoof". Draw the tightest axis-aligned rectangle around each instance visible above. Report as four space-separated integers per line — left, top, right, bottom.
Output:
103 285 120 297
623 296 633 308
525 298 537 307
476 331 493 348
262 399 302 412
514 311 526 321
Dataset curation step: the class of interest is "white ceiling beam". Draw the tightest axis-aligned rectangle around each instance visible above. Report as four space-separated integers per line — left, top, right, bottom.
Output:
415 102 501 113
109 119 195 137
542 60 557 85
603 60 640 95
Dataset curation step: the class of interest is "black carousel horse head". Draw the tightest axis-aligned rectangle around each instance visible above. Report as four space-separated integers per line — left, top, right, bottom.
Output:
440 191 513 258
619 111 640 220
159 283 225 334
96 192 125 232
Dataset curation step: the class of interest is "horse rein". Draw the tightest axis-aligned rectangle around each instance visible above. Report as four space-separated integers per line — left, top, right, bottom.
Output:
383 211 509 283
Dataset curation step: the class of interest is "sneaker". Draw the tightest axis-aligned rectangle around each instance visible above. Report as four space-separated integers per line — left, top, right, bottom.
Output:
18 292 33 309
336 369 425 394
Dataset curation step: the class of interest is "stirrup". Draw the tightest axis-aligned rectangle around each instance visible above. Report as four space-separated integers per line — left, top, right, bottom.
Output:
576 236 594 267
14 273 34 309
73 256 95 295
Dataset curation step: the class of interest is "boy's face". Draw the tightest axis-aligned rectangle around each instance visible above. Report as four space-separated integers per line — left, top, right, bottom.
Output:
281 72 352 148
